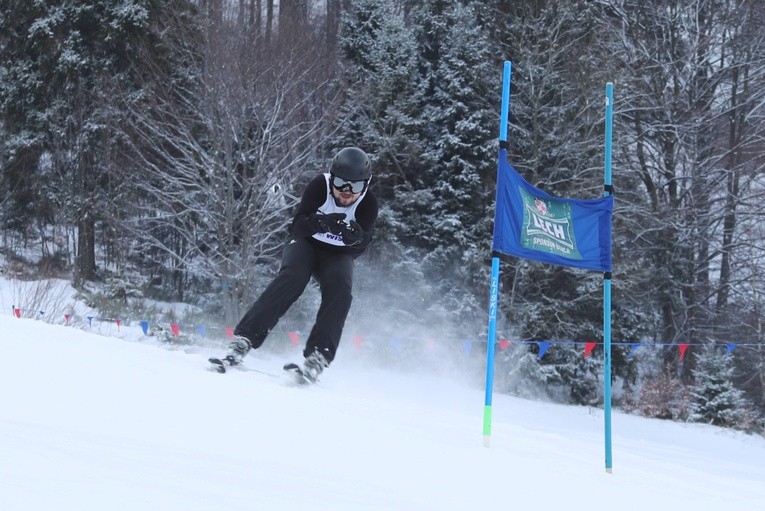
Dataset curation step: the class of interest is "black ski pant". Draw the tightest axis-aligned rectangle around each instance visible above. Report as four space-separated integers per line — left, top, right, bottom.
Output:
234 237 354 364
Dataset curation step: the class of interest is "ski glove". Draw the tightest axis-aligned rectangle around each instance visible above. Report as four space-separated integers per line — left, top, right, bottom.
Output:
339 220 364 246
307 212 346 235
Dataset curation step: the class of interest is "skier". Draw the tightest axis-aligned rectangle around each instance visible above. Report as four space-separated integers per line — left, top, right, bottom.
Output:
210 147 379 382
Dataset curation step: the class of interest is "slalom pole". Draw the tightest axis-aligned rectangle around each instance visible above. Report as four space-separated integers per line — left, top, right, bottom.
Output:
603 82 614 473
498 62 511 143
483 60 512 447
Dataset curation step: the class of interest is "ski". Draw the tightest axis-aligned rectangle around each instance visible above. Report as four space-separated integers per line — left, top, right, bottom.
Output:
209 357 285 380
209 355 311 385
208 356 232 373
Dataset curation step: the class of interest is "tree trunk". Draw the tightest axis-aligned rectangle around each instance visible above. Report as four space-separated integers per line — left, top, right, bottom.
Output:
74 216 97 286
326 0 340 48
716 62 745 311
265 0 274 45
278 0 307 40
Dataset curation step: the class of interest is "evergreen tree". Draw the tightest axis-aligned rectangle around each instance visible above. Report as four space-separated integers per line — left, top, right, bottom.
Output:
0 2 47 235
407 0 496 330
337 0 423 194
0 0 169 283
335 0 460 335
690 343 751 428
497 342 602 406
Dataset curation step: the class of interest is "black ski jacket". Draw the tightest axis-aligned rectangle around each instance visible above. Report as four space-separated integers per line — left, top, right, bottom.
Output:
291 173 379 258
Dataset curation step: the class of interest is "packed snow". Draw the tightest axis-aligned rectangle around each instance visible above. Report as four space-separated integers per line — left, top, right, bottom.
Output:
1 312 764 510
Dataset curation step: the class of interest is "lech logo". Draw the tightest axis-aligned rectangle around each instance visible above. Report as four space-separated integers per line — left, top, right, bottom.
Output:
519 187 582 260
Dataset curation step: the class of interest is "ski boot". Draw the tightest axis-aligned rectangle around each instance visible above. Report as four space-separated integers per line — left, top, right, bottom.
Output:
209 335 251 373
301 350 329 383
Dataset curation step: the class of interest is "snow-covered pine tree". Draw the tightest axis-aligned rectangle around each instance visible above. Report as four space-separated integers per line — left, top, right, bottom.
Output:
335 0 425 291
0 0 166 283
497 341 603 406
690 343 753 429
405 0 496 331
334 0 462 336
336 0 423 192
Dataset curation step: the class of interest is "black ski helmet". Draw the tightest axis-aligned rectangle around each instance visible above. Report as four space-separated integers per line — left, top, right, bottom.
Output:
330 147 371 182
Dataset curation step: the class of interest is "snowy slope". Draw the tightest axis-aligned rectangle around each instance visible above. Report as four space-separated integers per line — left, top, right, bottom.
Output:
1 315 764 511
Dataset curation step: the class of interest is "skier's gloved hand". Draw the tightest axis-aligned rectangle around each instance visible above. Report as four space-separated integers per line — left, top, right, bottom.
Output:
324 214 348 236
340 220 364 246
307 212 346 234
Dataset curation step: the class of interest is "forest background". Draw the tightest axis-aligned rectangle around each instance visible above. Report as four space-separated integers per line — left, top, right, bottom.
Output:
1 0 763 432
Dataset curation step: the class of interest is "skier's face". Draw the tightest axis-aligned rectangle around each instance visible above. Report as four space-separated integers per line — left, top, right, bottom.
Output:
332 186 362 207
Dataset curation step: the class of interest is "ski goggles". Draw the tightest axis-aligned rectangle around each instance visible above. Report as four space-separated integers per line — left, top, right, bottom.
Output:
331 175 366 194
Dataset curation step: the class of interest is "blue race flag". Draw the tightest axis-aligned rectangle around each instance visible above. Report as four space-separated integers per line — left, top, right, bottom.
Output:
492 148 613 272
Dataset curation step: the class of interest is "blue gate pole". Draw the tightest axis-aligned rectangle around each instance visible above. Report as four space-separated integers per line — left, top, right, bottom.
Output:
603 82 614 473
484 61 511 447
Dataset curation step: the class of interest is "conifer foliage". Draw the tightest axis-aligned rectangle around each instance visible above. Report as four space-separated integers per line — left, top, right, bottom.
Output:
690 344 753 429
